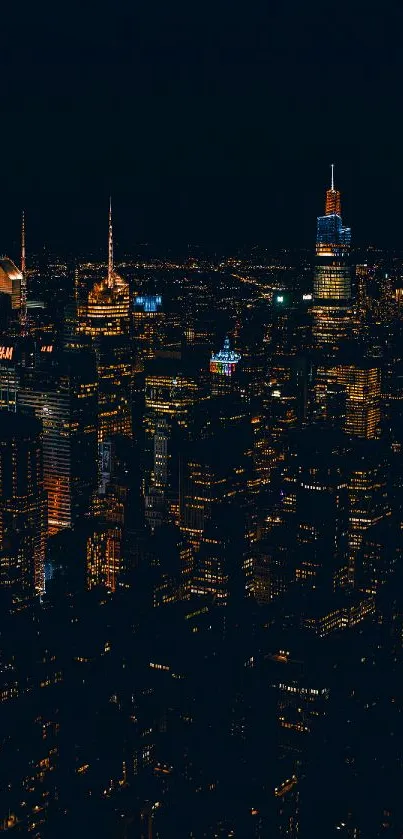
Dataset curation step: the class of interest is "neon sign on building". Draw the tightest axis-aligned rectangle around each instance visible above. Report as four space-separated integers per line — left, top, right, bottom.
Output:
210 337 241 377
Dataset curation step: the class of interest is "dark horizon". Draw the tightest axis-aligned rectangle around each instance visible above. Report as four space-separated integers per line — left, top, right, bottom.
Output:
2 154 402 257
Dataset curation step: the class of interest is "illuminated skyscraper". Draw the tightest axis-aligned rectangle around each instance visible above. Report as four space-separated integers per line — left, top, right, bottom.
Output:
191 503 247 605
180 425 253 550
280 427 351 593
0 339 19 411
315 359 381 439
143 355 207 529
312 166 353 353
18 349 98 534
79 199 132 442
86 522 122 592
347 441 390 587
0 412 47 601
132 294 164 368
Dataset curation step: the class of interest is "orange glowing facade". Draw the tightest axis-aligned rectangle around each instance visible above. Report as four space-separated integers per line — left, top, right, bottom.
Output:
325 164 341 216
84 275 130 337
0 258 22 310
315 362 381 439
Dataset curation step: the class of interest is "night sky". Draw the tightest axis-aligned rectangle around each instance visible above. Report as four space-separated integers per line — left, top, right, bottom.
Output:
2 0 403 252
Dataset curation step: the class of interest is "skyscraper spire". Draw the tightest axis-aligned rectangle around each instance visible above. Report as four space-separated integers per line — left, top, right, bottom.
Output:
107 196 114 288
20 209 27 330
325 165 341 216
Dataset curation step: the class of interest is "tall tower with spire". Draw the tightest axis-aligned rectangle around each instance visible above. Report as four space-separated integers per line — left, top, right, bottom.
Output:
107 196 114 288
312 166 353 354
83 198 130 334
20 210 27 332
78 199 132 441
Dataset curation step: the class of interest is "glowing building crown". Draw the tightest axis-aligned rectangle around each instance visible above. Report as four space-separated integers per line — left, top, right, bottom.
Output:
325 163 341 216
210 336 241 376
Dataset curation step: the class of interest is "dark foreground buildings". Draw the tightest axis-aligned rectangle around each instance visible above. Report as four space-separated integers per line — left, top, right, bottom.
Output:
0 176 403 838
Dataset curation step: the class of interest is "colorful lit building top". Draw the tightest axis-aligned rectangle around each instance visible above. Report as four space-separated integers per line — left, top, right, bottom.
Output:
210 336 241 376
134 294 162 313
316 165 351 258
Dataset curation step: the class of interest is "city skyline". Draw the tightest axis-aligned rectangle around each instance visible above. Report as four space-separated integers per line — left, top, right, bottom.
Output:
1 154 403 837
3 0 403 251
1 158 402 256
1 1 403 834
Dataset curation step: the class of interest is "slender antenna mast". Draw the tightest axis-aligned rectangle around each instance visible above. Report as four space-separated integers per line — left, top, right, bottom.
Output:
74 265 79 303
331 163 335 191
107 196 113 287
20 210 27 331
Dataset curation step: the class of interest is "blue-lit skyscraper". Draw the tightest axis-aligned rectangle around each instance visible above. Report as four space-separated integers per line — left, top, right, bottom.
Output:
132 294 164 369
313 166 353 352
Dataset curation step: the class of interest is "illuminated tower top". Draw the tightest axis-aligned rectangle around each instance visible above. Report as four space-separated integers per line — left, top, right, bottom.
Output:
325 163 341 216
80 199 130 336
210 336 241 376
316 165 351 258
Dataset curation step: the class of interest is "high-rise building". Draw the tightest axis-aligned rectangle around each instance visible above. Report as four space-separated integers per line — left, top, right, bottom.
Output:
0 338 19 411
143 354 207 528
18 349 98 534
132 294 164 368
78 200 132 442
314 358 381 439
0 411 47 601
312 167 353 353
192 503 247 605
279 427 351 594
86 522 122 592
180 423 253 550
347 441 391 587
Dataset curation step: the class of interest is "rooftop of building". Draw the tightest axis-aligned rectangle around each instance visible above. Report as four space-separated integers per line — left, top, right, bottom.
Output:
0 258 22 280
88 271 129 302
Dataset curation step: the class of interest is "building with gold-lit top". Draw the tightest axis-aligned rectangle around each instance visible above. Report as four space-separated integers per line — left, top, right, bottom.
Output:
79 200 132 442
0 257 22 311
312 166 353 354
